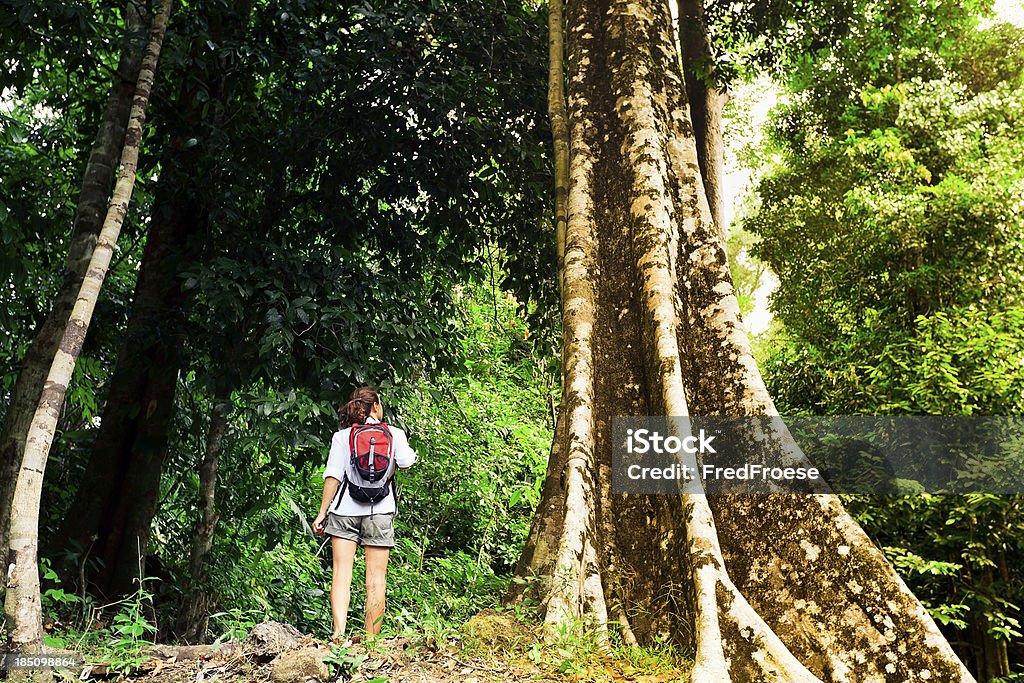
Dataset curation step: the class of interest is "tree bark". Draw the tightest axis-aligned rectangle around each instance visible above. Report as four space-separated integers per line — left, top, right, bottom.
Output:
677 0 727 237
513 1 975 681
506 0 575 613
549 0 570 287
176 401 229 644
52 181 202 599
52 0 254 600
2 0 174 674
0 0 148 587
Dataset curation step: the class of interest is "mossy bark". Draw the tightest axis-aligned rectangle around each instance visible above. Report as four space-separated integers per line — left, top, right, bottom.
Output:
513 1 976 681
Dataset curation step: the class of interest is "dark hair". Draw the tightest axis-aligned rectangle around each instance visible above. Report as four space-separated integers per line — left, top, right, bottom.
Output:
338 386 380 429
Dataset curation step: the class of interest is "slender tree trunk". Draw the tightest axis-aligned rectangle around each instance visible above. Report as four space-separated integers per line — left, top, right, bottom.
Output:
677 0 727 236
52 0 254 600
176 401 229 644
506 0 575 612
549 0 570 285
0 0 148 585
969 567 1010 681
513 1 975 681
2 1 173 674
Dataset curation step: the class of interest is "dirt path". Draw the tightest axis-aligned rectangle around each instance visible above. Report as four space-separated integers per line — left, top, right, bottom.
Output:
126 638 686 683
73 616 689 683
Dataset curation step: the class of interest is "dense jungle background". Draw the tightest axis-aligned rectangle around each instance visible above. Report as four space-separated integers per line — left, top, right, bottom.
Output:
1 0 1023 680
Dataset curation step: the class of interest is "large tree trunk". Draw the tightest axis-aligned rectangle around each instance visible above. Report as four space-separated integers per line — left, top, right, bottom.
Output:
677 0 727 236
512 1 975 681
52 182 202 599
0 0 148 583
52 0 254 600
2 0 173 674
175 401 229 644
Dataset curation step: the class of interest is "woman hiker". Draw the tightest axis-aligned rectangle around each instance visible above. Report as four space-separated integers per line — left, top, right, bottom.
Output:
312 386 417 642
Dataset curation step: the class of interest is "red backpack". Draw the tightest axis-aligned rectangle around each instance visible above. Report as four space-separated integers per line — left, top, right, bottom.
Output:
343 423 396 504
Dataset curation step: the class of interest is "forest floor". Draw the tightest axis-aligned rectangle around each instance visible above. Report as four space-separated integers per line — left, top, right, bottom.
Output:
70 613 690 683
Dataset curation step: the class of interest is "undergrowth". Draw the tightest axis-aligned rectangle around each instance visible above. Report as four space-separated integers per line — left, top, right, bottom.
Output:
460 608 692 682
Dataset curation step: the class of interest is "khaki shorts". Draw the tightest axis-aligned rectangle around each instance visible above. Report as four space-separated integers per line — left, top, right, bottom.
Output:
324 512 395 547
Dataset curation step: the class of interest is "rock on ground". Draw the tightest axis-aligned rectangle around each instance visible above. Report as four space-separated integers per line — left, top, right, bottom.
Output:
243 621 307 661
270 647 330 683
463 610 527 650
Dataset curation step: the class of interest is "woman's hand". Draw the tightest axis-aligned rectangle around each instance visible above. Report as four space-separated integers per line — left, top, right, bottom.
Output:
312 512 327 536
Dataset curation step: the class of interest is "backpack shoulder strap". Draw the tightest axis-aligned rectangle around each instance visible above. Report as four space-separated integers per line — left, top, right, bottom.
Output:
329 476 349 512
388 475 399 519
349 425 359 453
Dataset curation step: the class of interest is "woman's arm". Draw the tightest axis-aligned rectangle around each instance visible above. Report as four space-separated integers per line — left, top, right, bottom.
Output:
392 429 417 469
313 476 342 535
314 431 347 534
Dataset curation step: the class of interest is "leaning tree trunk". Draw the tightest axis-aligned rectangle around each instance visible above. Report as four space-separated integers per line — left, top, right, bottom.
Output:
53 0 254 599
176 400 229 644
2 0 173 674
677 0 727 237
0 0 148 582
512 1 975 681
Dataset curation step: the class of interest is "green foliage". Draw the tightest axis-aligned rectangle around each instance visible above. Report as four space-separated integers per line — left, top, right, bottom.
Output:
323 642 367 679
152 0 556 403
705 0 988 97
12 0 553 557
845 493 1024 654
39 558 79 616
0 0 115 95
750 56 1024 414
0 0 152 432
130 279 554 642
38 559 159 676
725 226 767 317
745 12 1024 676
10 0 551 671
38 277 552 653
395 287 553 572
4 0 553 650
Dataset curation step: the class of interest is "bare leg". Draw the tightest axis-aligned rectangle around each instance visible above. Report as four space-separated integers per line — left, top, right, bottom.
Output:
364 545 390 635
330 537 358 640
